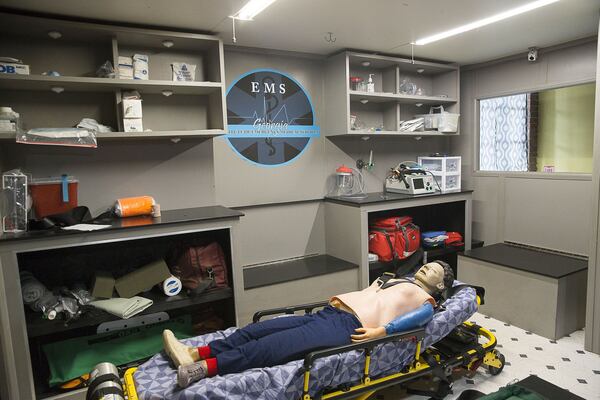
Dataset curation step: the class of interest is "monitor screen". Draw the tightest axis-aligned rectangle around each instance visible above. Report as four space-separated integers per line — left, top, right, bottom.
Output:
413 178 424 189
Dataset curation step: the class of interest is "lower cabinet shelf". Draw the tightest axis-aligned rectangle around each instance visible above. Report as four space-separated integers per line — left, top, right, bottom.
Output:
26 287 234 339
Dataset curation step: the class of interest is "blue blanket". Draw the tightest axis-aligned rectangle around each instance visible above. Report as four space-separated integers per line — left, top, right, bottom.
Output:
135 287 477 400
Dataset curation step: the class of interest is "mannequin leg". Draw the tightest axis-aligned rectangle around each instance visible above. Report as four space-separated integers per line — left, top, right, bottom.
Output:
213 307 360 375
164 313 314 367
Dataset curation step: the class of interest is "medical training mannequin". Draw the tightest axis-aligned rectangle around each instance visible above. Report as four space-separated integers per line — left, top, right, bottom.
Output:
164 261 453 388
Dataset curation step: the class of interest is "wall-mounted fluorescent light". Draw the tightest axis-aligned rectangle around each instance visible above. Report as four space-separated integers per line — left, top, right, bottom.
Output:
234 0 278 21
413 0 559 45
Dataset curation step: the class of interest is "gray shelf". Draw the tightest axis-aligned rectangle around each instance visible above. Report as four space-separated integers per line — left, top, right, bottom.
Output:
0 74 223 95
349 91 457 105
347 52 458 75
336 131 458 137
0 129 224 141
26 287 233 338
243 254 358 290
325 51 460 137
97 129 224 140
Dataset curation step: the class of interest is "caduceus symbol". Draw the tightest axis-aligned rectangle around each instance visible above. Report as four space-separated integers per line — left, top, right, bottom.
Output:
262 76 278 156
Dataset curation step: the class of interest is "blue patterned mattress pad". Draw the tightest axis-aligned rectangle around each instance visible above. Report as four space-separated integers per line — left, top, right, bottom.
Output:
135 286 478 400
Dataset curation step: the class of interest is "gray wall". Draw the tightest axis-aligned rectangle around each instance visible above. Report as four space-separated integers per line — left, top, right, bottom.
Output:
218 48 449 321
585 18 600 353
0 47 450 322
451 39 597 255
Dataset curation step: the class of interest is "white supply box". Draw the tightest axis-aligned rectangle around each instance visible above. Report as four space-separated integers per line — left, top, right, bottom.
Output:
122 99 143 119
118 56 133 79
133 54 149 80
418 156 461 192
0 62 30 75
123 118 143 132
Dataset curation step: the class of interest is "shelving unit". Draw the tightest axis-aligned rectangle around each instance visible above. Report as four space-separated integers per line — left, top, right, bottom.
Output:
324 51 460 137
0 12 227 141
0 206 243 400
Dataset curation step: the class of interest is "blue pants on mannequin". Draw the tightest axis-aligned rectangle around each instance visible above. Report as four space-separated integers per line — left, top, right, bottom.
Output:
202 306 361 375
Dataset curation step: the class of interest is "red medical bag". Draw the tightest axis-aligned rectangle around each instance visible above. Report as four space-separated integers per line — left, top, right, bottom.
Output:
369 216 420 262
445 231 464 247
171 242 229 292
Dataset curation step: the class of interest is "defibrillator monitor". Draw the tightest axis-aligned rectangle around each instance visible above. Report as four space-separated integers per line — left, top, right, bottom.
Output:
413 178 424 190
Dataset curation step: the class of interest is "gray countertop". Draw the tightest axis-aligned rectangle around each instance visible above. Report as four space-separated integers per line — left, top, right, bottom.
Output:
0 206 244 243
461 243 587 279
324 189 473 207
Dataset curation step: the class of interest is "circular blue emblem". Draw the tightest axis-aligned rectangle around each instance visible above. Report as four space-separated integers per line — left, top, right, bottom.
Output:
225 69 320 166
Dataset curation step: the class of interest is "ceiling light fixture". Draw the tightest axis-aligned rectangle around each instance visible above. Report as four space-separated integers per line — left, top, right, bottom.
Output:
413 0 559 46
233 0 278 21
162 40 174 48
361 61 371 67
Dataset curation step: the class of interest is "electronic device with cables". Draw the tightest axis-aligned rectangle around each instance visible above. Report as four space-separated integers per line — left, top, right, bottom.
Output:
385 161 439 195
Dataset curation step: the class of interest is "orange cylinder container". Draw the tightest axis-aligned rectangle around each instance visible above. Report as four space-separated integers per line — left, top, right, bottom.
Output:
114 196 155 217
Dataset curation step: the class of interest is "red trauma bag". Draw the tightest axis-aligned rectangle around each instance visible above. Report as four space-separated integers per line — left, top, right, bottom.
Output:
369 216 420 262
171 242 229 292
445 232 464 247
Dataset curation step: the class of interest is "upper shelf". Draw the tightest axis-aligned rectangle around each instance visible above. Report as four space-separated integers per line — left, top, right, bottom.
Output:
0 74 223 95
0 129 224 142
349 91 457 105
347 52 458 75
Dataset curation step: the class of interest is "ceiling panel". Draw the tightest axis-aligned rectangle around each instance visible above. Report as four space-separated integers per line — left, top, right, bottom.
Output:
1 0 598 64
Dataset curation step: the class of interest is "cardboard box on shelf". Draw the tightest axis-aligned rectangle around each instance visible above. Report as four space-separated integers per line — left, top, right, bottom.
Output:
92 271 115 299
115 259 171 298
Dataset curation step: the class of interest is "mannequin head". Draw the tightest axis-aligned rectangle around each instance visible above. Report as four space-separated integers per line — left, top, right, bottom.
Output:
414 262 453 295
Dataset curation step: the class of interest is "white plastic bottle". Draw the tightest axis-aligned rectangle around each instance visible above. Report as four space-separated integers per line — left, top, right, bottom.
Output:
367 74 375 93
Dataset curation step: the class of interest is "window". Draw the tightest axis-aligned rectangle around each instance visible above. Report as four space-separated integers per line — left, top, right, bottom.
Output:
478 83 595 173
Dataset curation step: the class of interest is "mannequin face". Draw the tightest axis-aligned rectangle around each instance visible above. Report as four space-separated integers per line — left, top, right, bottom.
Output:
414 262 445 295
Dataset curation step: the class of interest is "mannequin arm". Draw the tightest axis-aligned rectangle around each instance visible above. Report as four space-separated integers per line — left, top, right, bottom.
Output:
384 302 434 335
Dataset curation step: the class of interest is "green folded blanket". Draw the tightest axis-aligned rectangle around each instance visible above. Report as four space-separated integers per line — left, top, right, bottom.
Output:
43 315 193 386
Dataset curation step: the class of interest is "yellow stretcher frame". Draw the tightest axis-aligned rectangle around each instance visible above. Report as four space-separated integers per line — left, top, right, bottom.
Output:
120 300 504 400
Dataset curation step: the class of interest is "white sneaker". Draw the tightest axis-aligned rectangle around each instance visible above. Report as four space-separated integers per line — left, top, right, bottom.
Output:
163 329 194 367
177 362 207 388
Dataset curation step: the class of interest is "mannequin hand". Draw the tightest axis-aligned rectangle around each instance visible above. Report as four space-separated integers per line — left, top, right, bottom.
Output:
351 326 386 343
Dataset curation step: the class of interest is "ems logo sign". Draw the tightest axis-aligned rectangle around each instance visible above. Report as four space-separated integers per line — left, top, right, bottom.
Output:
225 69 320 166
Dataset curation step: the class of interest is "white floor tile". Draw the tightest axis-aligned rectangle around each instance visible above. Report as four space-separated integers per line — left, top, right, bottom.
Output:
377 312 600 400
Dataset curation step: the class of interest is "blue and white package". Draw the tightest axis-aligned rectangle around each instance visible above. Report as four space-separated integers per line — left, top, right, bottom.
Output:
161 275 182 297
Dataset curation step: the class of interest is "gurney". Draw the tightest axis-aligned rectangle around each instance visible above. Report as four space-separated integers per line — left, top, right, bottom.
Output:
115 284 504 400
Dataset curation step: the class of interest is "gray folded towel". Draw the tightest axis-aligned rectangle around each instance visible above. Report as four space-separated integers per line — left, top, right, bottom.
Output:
90 296 153 319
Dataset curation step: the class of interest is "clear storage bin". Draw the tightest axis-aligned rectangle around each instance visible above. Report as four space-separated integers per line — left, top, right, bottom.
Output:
418 156 461 192
415 106 459 133
2 169 28 233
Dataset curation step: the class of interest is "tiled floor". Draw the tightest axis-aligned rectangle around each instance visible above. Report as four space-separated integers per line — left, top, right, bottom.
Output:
379 312 600 400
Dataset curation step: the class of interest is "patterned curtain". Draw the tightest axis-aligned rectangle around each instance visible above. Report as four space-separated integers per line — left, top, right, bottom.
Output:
479 94 528 171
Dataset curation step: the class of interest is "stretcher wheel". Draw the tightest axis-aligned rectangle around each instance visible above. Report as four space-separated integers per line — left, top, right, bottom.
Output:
488 351 505 376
